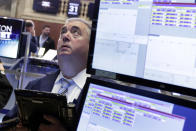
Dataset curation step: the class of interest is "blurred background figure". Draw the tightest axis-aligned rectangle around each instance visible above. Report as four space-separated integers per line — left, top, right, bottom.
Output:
25 20 36 37
18 20 39 57
37 25 55 55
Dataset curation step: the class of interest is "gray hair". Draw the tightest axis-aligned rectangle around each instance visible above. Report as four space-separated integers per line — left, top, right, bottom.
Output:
65 18 91 36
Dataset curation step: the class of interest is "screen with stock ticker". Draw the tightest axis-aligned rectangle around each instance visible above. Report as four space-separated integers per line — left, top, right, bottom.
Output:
89 0 196 95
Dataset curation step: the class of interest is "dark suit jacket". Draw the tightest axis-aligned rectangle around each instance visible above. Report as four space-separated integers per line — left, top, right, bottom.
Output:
19 35 39 57
25 70 84 125
25 70 82 106
3 70 82 123
26 70 60 92
37 36 55 55
3 71 60 121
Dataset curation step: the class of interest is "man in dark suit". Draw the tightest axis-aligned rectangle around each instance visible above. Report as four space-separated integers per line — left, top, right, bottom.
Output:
37 25 55 54
14 18 91 131
18 20 39 57
26 18 91 100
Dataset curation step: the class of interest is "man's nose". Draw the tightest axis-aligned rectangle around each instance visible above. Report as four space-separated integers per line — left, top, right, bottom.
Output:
62 32 71 42
63 37 69 42
62 31 71 40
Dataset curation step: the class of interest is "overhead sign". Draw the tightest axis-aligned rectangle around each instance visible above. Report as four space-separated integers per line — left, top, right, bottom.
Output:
33 0 60 14
67 0 81 17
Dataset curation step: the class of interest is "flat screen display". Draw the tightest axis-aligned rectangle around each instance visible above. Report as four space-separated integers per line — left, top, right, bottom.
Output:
88 0 196 96
0 17 24 59
77 78 196 131
33 0 60 14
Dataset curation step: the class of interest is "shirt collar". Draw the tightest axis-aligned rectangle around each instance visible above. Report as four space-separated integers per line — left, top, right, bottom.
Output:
55 69 90 89
72 69 90 89
40 34 48 39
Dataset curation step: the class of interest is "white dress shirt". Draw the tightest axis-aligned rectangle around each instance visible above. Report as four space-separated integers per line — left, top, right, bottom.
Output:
39 34 48 47
52 69 90 103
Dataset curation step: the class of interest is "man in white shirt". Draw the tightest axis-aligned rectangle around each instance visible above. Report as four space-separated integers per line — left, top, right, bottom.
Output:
37 25 55 54
26 18 91 103
19 18 91 131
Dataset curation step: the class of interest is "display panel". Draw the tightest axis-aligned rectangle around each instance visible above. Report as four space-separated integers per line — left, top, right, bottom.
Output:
0 17 24 59
77 78 196 131
33 0 60 14
87 0 196 96
67 0 81 17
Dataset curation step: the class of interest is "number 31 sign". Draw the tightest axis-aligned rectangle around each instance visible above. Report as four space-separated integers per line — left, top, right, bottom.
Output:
67 0 81 17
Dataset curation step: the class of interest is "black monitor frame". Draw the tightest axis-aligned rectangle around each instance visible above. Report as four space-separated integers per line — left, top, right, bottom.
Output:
86 0 196 97
0 16 25 59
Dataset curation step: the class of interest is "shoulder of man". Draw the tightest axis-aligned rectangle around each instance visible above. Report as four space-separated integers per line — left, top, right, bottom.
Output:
25 70 60 92
46 37 55 49
46 37 54 42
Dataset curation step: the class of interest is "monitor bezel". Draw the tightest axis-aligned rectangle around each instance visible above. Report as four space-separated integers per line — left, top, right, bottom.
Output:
86 0 196 97
0 16 25 59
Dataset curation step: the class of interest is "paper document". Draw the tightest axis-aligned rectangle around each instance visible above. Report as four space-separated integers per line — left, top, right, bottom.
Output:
38 47 45 56
42 49 57 61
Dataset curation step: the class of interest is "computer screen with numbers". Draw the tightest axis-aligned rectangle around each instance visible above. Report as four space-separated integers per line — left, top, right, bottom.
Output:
77 78 196 131
87 0 196 96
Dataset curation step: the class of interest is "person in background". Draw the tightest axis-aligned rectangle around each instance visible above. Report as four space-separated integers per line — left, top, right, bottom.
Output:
25 20 36 37
37 25 55 55
13 18 91 131
18 20 39 57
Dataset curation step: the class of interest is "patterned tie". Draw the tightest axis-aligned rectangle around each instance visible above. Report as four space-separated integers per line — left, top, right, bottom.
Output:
58 78 73 95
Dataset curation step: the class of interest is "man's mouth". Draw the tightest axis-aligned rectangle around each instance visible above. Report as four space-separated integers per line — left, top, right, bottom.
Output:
61 44 70 51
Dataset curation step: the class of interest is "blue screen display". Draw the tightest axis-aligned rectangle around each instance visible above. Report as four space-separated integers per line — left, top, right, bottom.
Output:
77 83 196 131
0 17 24 58
91 0 196 92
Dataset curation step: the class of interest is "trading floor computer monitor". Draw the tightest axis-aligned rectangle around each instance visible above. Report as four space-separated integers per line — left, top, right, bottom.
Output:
87 0 196 96
77 78 196 131
0 17 24 59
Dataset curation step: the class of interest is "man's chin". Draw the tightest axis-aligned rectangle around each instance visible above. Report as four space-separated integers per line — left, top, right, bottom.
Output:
58 51 72 56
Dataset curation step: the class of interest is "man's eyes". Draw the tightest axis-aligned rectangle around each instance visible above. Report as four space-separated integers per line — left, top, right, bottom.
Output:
61 26 82 37
70 27 81 36
61 27 67 34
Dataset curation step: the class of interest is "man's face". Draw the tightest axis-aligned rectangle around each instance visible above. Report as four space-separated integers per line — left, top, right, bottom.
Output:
26 26 33 33
57 21 89 58
26 26 35 36
42 27 50 36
